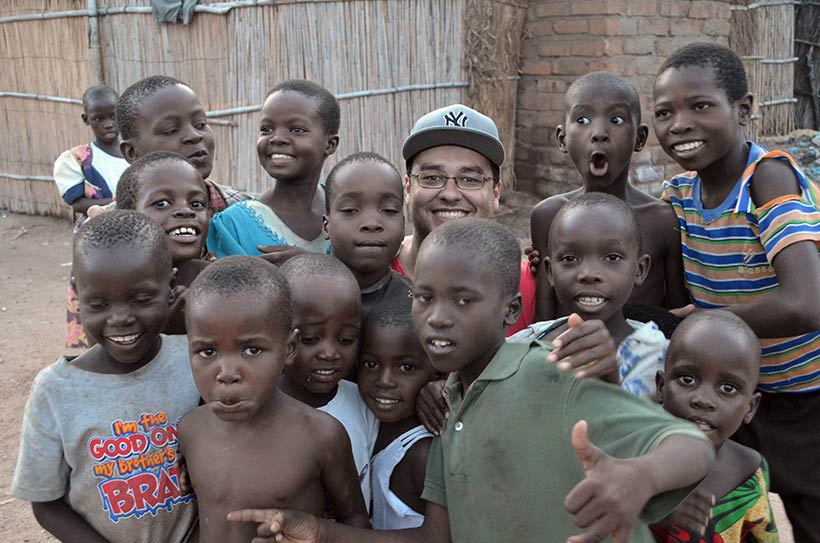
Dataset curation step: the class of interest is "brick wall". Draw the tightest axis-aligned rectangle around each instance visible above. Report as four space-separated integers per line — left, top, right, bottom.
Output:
514 0 733 198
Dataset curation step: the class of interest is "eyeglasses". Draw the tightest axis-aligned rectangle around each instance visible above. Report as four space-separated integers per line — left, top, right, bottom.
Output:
410 170 495 190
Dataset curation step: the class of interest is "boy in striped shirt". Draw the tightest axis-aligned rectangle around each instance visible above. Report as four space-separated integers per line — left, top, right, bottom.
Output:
655 42 820 540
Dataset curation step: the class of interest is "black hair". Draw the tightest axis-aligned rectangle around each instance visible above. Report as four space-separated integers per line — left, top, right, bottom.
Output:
116 151 204 210
267 79 340 135
117 75 187 141
563 72 642 123
421 218 520 297
405 157 501 186
551 192 643 254
667 309 760 384
82 85 118 110
657 42 748 102
187 256 292 334
324 152 402 212
362 295 414 336
279 253 362 308
74 210 172 272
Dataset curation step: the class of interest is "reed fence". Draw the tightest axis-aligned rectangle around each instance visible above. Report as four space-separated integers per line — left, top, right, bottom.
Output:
0 0 525 218
795 0 820 129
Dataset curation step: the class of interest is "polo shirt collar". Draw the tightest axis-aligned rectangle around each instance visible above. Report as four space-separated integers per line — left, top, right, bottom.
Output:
443 340 542 404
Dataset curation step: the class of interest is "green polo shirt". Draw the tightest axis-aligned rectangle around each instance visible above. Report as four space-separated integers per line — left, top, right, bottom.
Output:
421 340 707 543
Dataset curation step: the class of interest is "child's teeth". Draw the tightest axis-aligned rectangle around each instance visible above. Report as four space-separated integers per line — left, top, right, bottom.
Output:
270 153 295 160
172 227 197 237
109 333 140 344
431 339 452 348
674 141 704 152
577 296 605 306
314 369 335 375
374 397 399 405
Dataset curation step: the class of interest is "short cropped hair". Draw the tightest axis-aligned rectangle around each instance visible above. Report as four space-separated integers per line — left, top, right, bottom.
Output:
279 253 360 300
82 85 118 110
116 151 202 210
667 309 761 384
187 256 292 334
268 79 340 135
563 72 642 124
421 218 521 297
325 152 402 212
74 210 171 271
117 75 186 141
657 42 748 102
363 295 414 336
552 192 643 254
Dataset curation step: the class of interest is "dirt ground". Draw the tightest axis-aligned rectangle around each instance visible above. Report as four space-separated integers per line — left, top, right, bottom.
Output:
0 207 793 541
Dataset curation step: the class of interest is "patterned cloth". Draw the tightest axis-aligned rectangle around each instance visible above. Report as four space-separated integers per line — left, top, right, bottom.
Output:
651 460 779 543
207 199 330 258
53 143 128 205
663 143 820 392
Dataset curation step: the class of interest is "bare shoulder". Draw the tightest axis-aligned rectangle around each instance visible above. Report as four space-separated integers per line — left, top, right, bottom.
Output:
283 394 349 446
531 192 577 225
709 440 762 496
404 435 433 472
749 156 802 206
177 404 212 444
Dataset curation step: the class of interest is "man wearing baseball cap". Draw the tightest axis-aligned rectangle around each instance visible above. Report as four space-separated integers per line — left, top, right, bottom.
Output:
392 104 535 334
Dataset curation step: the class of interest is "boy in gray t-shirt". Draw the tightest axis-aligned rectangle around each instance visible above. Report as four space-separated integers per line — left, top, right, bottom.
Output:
12 211 200 543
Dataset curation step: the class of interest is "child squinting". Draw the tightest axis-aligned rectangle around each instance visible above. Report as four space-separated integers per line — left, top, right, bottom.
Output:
208 80 339 261
653 311 778 541
179 256 369 543
324 152 412 317
278 253 379 507
12 211 198 542
530 72 688 327
358 297 438 529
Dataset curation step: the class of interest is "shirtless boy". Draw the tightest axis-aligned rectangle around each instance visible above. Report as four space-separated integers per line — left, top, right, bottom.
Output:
178 256 369 543
530 72 688 322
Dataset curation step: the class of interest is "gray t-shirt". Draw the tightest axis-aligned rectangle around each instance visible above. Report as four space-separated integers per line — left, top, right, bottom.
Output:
12 334 200 543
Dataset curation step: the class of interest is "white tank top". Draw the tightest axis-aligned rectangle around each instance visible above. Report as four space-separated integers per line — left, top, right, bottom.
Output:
370 425 432 529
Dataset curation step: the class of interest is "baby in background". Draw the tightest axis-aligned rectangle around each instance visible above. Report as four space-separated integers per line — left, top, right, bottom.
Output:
208 79 340 262
530 71 687 332
324 152 412 318
278 253 380 507
13 211 198 543
357 296 439 529
511 193 667 399
653 310 778 541
178 256 369 543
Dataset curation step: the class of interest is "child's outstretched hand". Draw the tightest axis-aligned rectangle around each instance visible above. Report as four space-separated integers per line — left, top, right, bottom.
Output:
565 421 649 543
549 314 618 382
257 245 307 267
417 379 448 436
227 508 319 543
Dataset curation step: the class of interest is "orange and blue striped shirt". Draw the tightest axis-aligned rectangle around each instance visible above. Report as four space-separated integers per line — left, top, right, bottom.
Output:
663 143 820 393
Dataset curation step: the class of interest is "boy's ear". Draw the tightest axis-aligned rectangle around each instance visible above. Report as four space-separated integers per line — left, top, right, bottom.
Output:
120 140 138 164
284 328 300 368
556 126 568 153
322 215 330 240
81 112 90 126
635 123 649 152
544 256 555 287
655 370 666 404
325 135 340 157
503 293 523 327
634 253 651 287
736 93 754 127
744 391 762 424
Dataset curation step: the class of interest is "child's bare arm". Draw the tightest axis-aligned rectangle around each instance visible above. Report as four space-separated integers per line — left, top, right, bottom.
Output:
728 159 820 336
658 204 690 310
227 501 452 543
71 196 113 215
565 421 714 543
31 499 110 543
318 420 370 528
531 198 565 321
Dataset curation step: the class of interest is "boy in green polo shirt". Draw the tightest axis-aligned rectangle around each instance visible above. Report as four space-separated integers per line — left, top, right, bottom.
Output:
228 218 715 543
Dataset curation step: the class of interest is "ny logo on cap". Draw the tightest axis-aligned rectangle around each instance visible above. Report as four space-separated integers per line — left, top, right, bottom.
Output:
443 110 468 127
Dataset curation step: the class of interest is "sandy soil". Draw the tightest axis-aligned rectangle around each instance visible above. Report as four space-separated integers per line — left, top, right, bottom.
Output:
0 208 793 541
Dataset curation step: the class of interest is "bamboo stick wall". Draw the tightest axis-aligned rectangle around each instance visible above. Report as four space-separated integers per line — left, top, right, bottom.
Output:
0 0 523 218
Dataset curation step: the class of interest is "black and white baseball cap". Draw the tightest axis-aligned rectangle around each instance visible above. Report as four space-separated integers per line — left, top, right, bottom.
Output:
402 104 505 168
